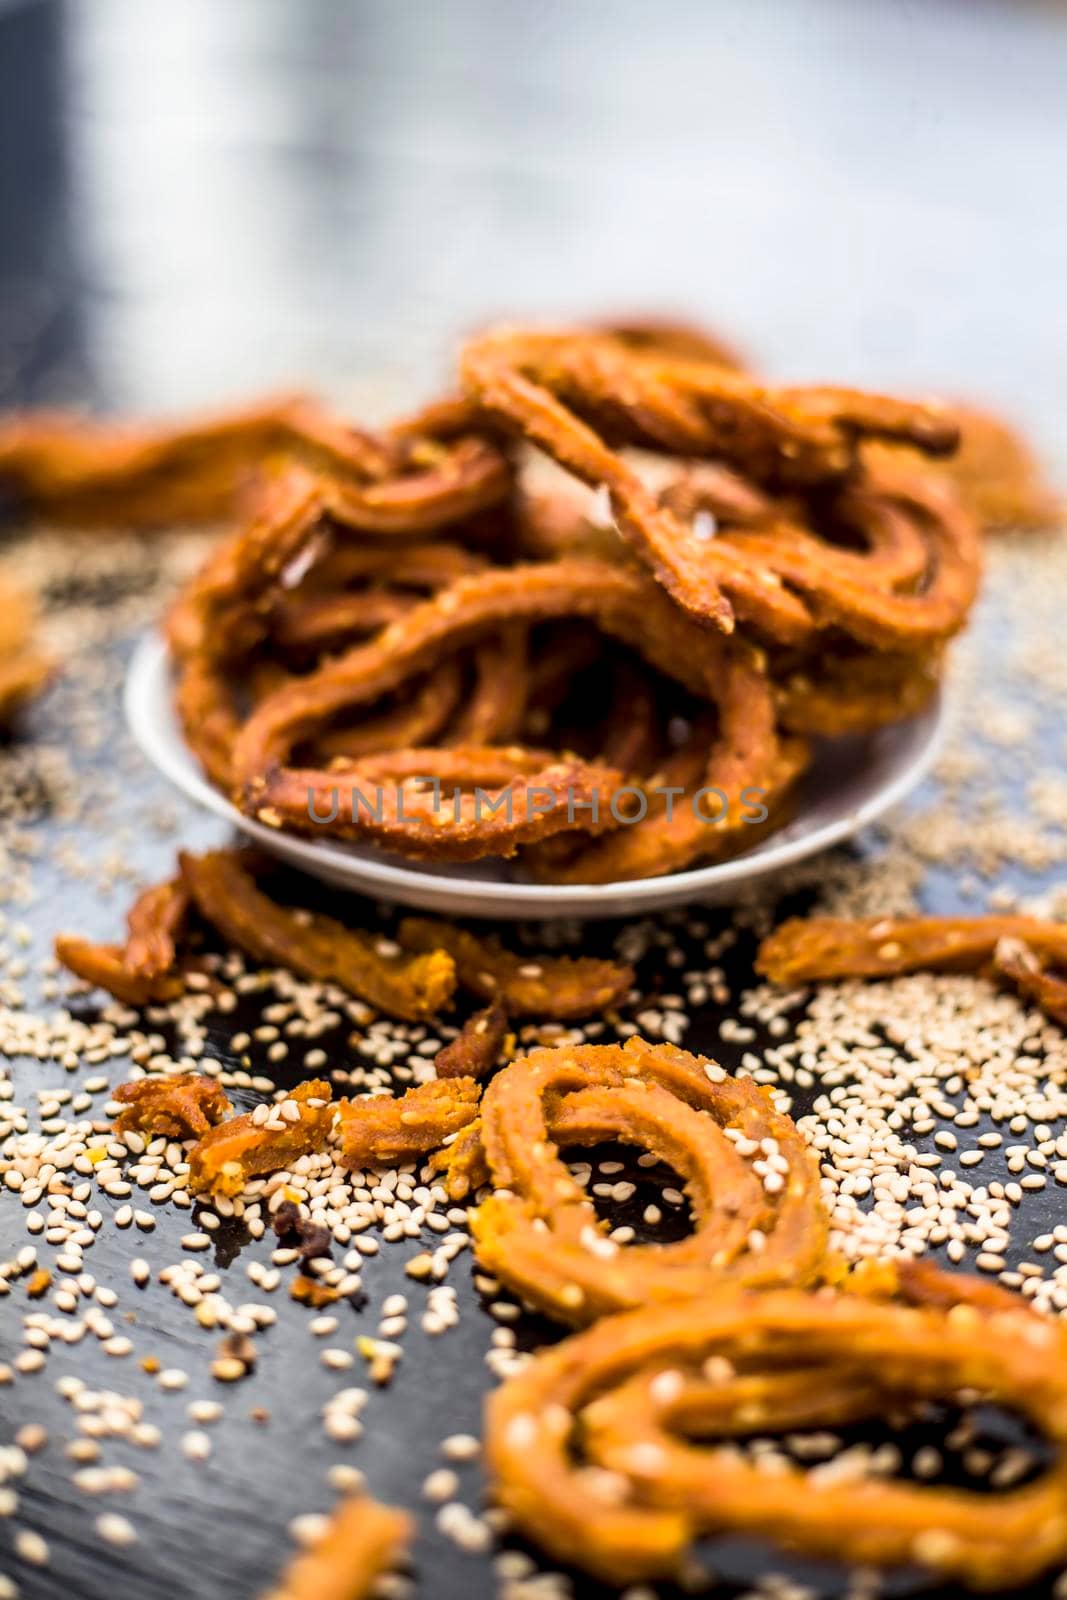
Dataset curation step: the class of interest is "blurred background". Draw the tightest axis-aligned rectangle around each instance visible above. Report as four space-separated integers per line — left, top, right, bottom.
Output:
2 0 1066 461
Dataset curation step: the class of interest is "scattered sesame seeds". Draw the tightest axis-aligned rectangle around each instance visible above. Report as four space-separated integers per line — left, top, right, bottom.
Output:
0 528 1065 1596
96 1512 138 1547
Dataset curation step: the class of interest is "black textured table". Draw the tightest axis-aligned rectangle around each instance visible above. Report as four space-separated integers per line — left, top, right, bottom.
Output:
2 4 1067 1599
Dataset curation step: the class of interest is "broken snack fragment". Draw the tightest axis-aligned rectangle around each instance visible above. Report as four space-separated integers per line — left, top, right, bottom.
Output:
397 916 634 1019
335 1078 482 1170
112 1075 232 1140
433 1001 510 1079
179 849 457 1021
260 1491 412 1600
187 1080 334 1197
757 912 1067 1028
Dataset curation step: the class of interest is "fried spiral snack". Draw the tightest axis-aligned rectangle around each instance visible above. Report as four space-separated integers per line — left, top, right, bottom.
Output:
757 912 1067 1027
235 559 800 874
463 1038 828 1324
486 1284 1067 1589
460 326 962 638
0 391 509 530
8 319 993 882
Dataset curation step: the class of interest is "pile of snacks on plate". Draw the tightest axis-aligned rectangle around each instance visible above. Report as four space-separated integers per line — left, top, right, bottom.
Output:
6 320 1043 882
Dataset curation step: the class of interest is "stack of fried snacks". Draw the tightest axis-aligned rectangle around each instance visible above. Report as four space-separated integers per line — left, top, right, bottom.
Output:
1 321 1030 881
54 845 633 1023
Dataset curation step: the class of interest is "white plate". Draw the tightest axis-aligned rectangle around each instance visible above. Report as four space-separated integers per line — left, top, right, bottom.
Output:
125 632 946 920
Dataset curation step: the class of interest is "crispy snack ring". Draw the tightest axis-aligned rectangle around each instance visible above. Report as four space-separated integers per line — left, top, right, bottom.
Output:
272 541 491 656
433 1002 509 1080
166 463 329 663
0 391 509 531
261 1493 412 1600
597 654 661 776
234 560 724 779
306 541 490 593
396 917 634 1019
323 432 509 537
487 1285 1067 1589
867 401 1062 533
448 627 529 745
314 661 465 765
460 328 957 635
179 849 456 1020
272 588 415 653
467 1038 828 1324
773 643 943 737
235 560 788 871
165 464 327 786
164 421 509 785
320 741 557 788
187 1080 333 1196
112 1075 232 1140
541 696 809 885
257 752 623 861
335 1078 482 1169
720 468 981 651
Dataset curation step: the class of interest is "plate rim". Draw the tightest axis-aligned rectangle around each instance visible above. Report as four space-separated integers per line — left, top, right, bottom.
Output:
124 632 946 917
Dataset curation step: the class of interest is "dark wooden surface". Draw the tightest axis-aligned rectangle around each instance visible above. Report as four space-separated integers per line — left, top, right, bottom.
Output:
2 2 1067 1597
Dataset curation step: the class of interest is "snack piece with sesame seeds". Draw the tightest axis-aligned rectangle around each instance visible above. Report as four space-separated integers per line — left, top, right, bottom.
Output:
433 1002 510 1079
466 1037 829 1324
756 912 1067 1027
460 326 961 638
179 848 456 1020
187 1080 333 1196
397 917 633 1019
335 1077 482 1169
